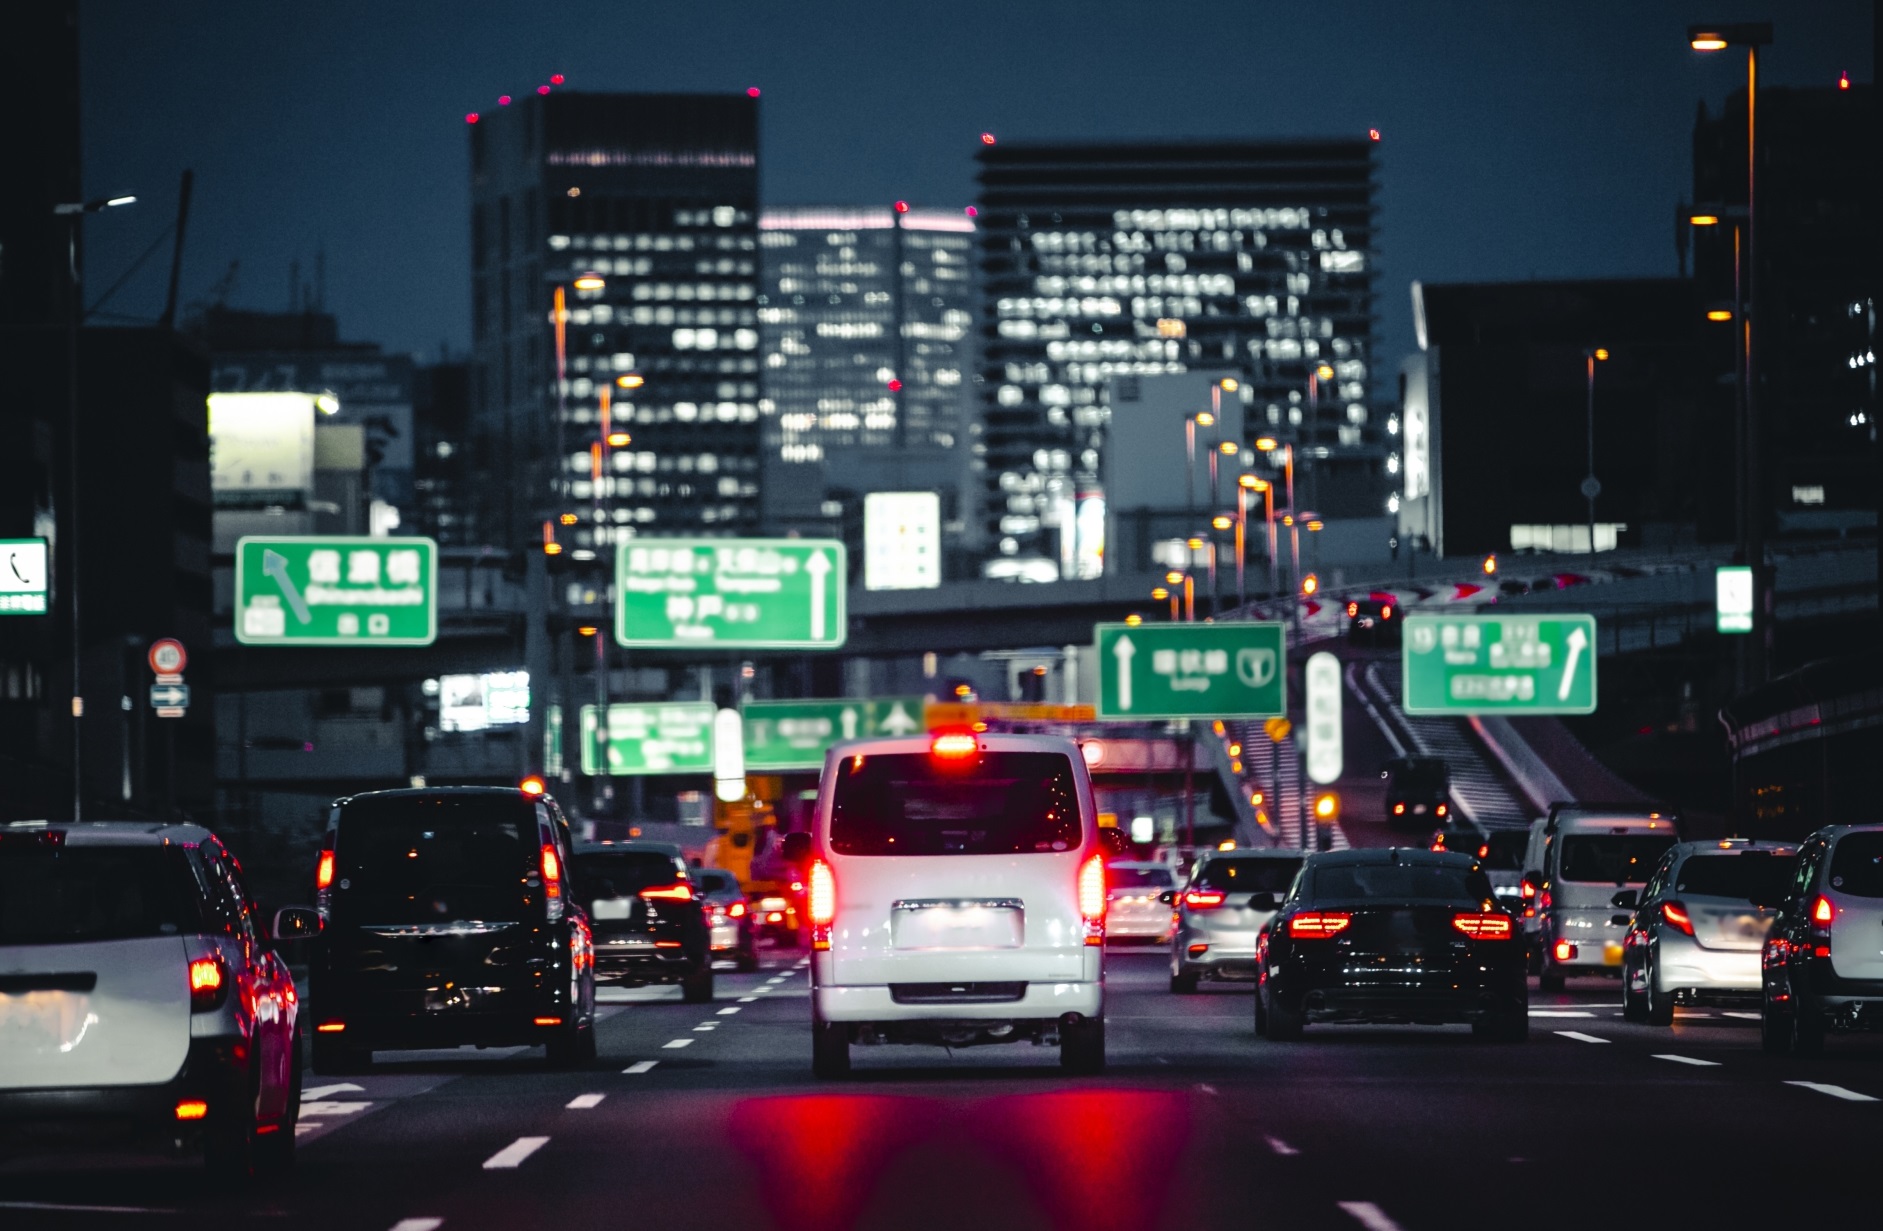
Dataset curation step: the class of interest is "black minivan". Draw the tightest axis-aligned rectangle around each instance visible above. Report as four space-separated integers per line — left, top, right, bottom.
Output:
304 787 597 1072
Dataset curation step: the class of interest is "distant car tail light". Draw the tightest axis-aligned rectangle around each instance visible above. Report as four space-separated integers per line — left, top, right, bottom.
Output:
728 901 746 918
639 883 694 901
1451 913 1512 939
808 859 836 950
931 733 978 758
1477 844 1490 859
316 1021 346 1033
1393 803 1405 815
1435 804 1448 816
1288 912 1352 939
189 956 226 1012
1079 855 1106 945
534 1015 563 1027
540 843 562 900
1812 895 1835 926
1660 901 1696 936
1520 879 1536 900
315 848 335 890
174 1100 209 1121
1554 940 1577 962
1183 889 1227 910
1381 605 1392 619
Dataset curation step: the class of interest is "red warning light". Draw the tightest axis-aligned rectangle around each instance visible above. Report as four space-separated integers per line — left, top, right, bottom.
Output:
550 74 565 85
980 132 996 145
537 85 550 95
498 95 512 106
1368 128 1381 141
1839 71 1850 90
965 206 978 218
747 86 761 98
465 113 480 124
894 200 910 213
887 378 903 392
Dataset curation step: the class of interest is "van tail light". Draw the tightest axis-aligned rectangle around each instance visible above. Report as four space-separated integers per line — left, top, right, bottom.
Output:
174 1099 209 1121
1288 911 1351 939
639 883 694 901
315 848 335 891
189 955 226 1012
728 901 746 918
1451 912 1512 939
808 859 836 950
1812 895 1834 926
540 844 562 899
1660 901 1695 937
1539 889 1552 912
1183 889 1227 910
1079 855 1106 945
1554 939 1577 962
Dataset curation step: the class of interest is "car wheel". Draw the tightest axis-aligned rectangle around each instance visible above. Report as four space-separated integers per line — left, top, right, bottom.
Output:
204 1065 268 1179
1262 985 1304 1042
251 1032 302 1173
1760 1002 1794 1054
681 964 715 1004
309 1035 370 1075
811 1017 850 1078
1621 952 1649 1023
1060 1016 1106 1074
1791 1000 1826 1057
1644 952 1674 1027
1170 968 1200 995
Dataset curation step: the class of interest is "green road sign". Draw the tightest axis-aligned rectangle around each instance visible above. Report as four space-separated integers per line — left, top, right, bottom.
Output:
234 536 437 646
579 701 717 775
743 697 926 771
1402 613 1597 715
615 538 846 649
0 538 49 615
1094 622 1287 720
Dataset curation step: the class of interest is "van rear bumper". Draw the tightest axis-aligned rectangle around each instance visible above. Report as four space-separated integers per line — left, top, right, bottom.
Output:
0 1037 241 1146
815 981 1102 1023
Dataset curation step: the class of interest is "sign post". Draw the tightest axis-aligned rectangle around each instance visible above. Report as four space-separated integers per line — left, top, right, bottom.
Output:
1094 623 1287 720
1402 614 1597 715
234 536 437 646
615 538 846 649
743 698 927 772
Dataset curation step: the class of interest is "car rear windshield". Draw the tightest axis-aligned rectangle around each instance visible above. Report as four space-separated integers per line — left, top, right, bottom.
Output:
1108 866 1175 890
573 851 688 903
334 795 539 923
1310 862 1493 903
1673 852 1799 904
0 843 203 945
829 750 1081 856
1197 857 1303 893
1559 835 1677 884
696 870 738 894
1389 761 1449 790
1828 834 1883 898
1477 832 1528 871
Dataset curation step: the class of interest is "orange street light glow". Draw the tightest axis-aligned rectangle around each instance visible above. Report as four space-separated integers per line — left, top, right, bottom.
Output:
572 273 606 291
1593 348 1610 361
1255 437 1279 452
615 373 645 389
1194 411 1215 427
1689 214 1720 226
1706 309 1734 322
1690 35 1729 50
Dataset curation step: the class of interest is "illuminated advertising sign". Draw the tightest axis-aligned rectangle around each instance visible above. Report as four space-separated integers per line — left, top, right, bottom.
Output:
863 492 941 590
209 392 317 501
439 671 531 733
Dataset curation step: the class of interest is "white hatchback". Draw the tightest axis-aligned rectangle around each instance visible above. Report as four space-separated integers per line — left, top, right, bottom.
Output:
789 732 1107 1076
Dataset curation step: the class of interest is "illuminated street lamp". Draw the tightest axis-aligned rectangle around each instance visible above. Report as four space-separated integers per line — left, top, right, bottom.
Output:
1305 362 1335 513
1583 346 1609 555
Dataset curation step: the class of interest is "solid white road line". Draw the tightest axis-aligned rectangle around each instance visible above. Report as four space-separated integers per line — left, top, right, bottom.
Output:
390 1220 444 1231
1652 1054 1722 1067
300 1100 373 1116
1338 1201 1406 1231
623 1060 658 1074
717 1006 741 1015
738 996 758 1003
302 1082 366 1101
1785 1081 1879 1102
0 1202 177 1215
663 1038 694 1049
566 1094 605 1109
1722 1011 1763 1020
1527 1010 1595 1018
482 1136 550 1170
1555 1031 1610 1044
1264 1135 1301 1156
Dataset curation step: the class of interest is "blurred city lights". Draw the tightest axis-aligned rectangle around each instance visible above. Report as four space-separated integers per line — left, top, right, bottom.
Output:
537 85 550 95
747 86 761 98
550 73 565 85
981 132 996 144
465 112 479 124
498 95 512 105
894 200 909 213
1368 128 1381 141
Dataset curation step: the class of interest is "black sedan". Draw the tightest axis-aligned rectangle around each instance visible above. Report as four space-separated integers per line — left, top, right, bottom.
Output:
1255 849 1527 1042
571 842 715 1003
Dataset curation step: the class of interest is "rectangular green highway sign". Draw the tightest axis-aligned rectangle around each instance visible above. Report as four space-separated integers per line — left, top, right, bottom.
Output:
234 536 437 646
1402 613 1597 715
743 697 926 771
615 538 846 649
579 702 717 776
1094 622 1287 720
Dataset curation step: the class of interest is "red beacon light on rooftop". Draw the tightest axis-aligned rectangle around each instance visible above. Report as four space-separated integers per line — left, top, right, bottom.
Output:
981 132 997 145
965 206 978 218
465 112 480 124
498 95 512 106
894 200 910 214
886 378 903 392
1368 128 1381 141
747 86 761 98
551 74 565 85
537 85 551 95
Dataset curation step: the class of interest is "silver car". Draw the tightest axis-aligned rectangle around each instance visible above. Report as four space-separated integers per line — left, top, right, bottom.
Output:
1622 838 1798 1024
1169 851 1304 993
1105 861 1180 943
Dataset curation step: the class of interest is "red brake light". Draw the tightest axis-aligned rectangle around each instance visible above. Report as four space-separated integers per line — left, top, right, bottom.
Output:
1393 803 1405 815
1288 911 1351 939
1347 602 1358 616
931 733 978 758
1079 855 1106 945
174 1100 209 1121
639 883 693 901
1812 895 1834 926
809 859 836 949
1183 889 1227 910
189 956 226 1011
1477 844 1490 859
728 901 746 918
540 844 562 899
1430 841 1445 852
1451 912 1512 939
1435 804 1448 816
315 848 335 890
1381 606 1392 619
1661 901 1695 936
1554 939 1576 961
1520 880 1536 900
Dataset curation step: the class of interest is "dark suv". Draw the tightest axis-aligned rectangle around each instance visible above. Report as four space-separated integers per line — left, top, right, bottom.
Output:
572 842 714 1002
305 787 597 1072
1382 757 1451 829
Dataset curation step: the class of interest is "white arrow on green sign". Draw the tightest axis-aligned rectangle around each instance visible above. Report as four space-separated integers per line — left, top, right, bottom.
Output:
578 701 717 775
1401 613 1597 715
615 538 846 649
234 536 437 646
1094 622 1287 720
743 697 926 771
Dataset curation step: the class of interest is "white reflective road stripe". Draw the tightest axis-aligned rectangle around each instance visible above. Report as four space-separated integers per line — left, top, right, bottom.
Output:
623 1060 658 1074
566 1094 605 1109
663 1038 694 1049
1786 1081 1879 1102
717 1006 741 1015
481 1136 550 1169
738 996 758 1003
1527 1010 1595 1017
1265 1135 1301 1156
1338 1201 1406 1231
390 1221 444 1231
1652 1054 1721 1067
1555 1031 1609 1044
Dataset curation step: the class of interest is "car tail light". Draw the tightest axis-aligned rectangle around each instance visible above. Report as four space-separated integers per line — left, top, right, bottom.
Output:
534 1015 563 1027
540 844 562 898
316 1021 346 1033
1539 889 1552 912
1451 913 1512 939
174 1100 209 1121
315 848 335 890
640 883 694 901
1520 880 1536 900
1554 939 1577 961
728 901 746 918
1079 854 1106 945
1477 844 1491 859
1660 901 1695 937
1430 841 1445 853
1288 911 1351 939
189 956 226 1012
1393 803 1405 815
808 859 836 950
931 732 977 758
1812 895 1834 926
1435 804 1448 817
1183 889 1227 910
1381 605 1392 619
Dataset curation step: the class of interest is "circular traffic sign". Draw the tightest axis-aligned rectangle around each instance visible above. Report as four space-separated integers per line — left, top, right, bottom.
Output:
148 638 187 675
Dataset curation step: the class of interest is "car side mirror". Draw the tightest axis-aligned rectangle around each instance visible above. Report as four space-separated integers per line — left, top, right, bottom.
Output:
1610 889 1639 910
1249 891 1281 912
273 905 322 941
780 831 811 865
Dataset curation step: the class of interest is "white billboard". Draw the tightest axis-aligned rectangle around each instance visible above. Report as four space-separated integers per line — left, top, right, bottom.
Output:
208 392 316 498
863 492 941 590
439 671 531 733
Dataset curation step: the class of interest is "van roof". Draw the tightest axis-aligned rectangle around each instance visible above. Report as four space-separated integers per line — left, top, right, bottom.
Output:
0 819 215 846
332 785 539 807
826 731 1083 761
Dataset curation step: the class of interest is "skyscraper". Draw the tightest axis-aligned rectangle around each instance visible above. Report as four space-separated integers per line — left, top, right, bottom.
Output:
974 139 1380 580
469 91 762 554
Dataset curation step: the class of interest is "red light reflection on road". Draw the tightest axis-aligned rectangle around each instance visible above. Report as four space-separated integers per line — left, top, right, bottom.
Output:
730 1095 930 1231
986 1089 1190 1231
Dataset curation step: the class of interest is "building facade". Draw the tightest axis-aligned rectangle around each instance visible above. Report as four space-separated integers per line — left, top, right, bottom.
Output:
469 91 762 554
974 139 1381 581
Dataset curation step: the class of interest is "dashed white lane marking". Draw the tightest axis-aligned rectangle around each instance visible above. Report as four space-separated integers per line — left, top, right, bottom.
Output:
1722 1011 1763 1020
303 1082 366 1100
623 1060 658 1074
663 1038 694 1049
1786 1081 1878 1102
1195 1083 1218 1095
1555 1031 1610 1044
1264 1135 1301 1156
390 1220 444 1231
1652 1054 1721 1067
767 977 786 984
754 986 774 994
300 1100 373 1116
717 1006 742 1015
1338 1200 1405 1231
1528 1010 1595 1018
738 996 758 1003
693 1023 718 1031
0 1203 176 1215
566 1094 605 1109
482 1136 550 1170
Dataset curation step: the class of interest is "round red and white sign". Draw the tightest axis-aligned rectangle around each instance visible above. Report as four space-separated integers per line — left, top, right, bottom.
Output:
148 638 187 676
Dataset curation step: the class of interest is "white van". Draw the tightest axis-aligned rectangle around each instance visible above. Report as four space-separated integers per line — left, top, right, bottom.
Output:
1524 805 1679 990
786 731 1106 1077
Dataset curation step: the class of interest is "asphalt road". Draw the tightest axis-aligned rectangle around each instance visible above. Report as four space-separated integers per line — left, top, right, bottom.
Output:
4 948 1878 1230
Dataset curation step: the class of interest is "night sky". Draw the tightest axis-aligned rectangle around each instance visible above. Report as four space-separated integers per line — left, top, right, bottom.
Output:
80 0 1872 367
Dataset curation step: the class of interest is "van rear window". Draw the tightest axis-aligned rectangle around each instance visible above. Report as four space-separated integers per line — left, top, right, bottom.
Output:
1829 834 1883 898
829 751 1081 856
334 795 539 923
1309 863 1492 903
1560 835 1676 884
1196 857 1302 893
1673 852 1798 904
0 844 203 945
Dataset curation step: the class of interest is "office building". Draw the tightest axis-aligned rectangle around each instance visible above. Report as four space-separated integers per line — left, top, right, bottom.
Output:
469 90 762 554
974 139 1381 581
414 359 474 547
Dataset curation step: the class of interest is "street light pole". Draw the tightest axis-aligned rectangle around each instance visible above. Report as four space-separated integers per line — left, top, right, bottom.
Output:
1583 347 1607 554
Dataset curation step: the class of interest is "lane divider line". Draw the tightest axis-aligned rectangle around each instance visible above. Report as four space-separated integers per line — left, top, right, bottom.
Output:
566 1094 605 1109
1264 1135 1301 1156
1722 1011 1763 1020
1527 1010 1595 1018
1786 1081 1878 1102
693 1024 718 1032
482 1136 550 1170
717 1006 741 1015
1555 1031 1610 1044
390 1220 444 1231
738 996 758 1003
1652 1054 1721 1067
663 1038 694 1049
623 1061 658 1074
1338 1201 1405 1231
